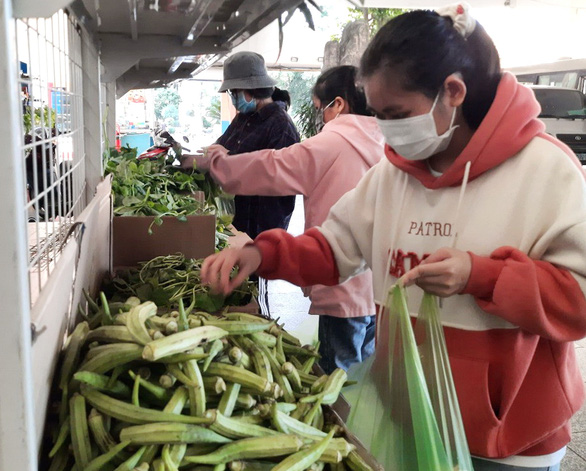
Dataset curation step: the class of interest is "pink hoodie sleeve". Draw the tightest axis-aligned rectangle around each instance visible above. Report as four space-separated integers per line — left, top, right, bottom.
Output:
254 227 340 287
207 132 339 197
462 247 586 341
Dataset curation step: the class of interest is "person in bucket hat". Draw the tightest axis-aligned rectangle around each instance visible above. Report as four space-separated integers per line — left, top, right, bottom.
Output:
183 51 300 317
218 51 277 92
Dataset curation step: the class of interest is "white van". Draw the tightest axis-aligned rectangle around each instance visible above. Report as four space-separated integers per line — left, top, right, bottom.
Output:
529 85 586 165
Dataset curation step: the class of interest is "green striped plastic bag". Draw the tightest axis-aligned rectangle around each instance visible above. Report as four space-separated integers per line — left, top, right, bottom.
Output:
345 285 474 470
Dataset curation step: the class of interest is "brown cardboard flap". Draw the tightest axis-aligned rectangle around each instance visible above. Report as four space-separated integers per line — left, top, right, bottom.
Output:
112 214 215 267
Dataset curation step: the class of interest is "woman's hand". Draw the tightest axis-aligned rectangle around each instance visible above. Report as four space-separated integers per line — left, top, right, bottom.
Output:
400 247 472 297
181 145 229 172
201 245 263 295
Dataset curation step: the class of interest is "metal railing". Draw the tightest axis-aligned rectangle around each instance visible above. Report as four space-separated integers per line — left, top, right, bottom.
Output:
15 10 86 305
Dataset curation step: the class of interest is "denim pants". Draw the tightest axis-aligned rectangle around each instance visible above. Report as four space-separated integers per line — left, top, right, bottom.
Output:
471 458 561 471
317 314 376 374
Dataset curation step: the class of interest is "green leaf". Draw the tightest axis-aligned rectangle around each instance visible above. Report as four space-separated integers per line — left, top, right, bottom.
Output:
195 292 225 312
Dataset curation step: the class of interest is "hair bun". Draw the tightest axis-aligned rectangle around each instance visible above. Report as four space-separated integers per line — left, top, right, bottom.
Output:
435 2 476 38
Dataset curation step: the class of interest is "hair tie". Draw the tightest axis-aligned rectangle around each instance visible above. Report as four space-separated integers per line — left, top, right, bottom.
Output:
435 2 476 39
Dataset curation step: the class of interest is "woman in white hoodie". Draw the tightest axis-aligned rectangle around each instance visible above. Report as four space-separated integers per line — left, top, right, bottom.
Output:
183 66 384 373
199 5 586 470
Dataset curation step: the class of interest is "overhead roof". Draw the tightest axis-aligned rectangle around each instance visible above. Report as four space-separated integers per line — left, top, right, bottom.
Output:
67 0 307 97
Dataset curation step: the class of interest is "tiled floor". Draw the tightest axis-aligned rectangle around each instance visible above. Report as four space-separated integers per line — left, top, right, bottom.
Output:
271 196 586 470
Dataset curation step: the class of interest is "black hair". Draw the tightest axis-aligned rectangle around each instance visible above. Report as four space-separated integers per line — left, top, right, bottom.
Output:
360 10 501 129
271 87 291 110
249 87 275 99
312 65 371 116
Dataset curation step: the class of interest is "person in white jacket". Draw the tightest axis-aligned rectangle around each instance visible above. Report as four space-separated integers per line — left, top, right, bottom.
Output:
198 4 586 470
182 66 384 373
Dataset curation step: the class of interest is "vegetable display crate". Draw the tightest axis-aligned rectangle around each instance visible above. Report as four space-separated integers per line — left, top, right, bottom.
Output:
40 272 382 470
112 214 216 268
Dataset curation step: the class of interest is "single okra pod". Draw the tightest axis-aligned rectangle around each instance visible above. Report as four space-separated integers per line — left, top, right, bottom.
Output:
268 324 301 346
128 370 171 401
166 363 196 387
203 339 225 371
127 301 158 345
251 346 273 383
206 409 279 439
143 325 228 361
80 385 213 425
270 406 326 440
249 332 277 348
159 373 177 389
59 322 90 390
183 434 305 465
228 460 275 470
299 368 347 405
79 343 143 374
119 422 232 445
204 363 272 395
271 429 335 471
228 346 252 369
177 298 189 332
87 409 130 464
47 445 71 471
84 440 131 471
203 319 275 335
303 399 322 426
281 362 304 393
85 325 135 344
69 394 93 468
184 359 206 417
275 335 286 365
99 292 114 325
203 376 228 395
73 371 131 398
218 382 241 417
48 418 70 458
301 355 317 374
310 375 328 394
345 449 375 471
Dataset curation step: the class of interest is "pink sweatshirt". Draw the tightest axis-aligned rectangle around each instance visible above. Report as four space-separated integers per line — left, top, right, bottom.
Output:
206 114 384 317
253 73 586 459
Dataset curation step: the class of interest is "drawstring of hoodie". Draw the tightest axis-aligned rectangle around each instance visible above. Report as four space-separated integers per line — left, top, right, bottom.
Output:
438 160 472 307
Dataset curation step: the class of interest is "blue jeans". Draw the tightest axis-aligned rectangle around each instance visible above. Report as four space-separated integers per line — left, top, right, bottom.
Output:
317 314 376 374
471 458 561 470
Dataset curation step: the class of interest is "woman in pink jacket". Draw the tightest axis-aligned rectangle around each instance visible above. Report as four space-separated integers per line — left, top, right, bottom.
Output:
183 65 384 373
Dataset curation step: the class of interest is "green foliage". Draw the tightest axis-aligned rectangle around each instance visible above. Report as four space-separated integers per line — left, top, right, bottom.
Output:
206 96 221 122
332 7 408 41
104 145 232 249
23 105 56 134
271 71 319 139
349 7 407 36
108 254 256 309
295 98 318 140
154 87 181 121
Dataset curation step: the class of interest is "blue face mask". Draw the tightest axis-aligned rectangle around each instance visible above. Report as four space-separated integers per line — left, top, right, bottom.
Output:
231 91 257 114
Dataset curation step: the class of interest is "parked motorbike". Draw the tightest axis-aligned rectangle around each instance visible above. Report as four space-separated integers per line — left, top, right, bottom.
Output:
137 129 190 163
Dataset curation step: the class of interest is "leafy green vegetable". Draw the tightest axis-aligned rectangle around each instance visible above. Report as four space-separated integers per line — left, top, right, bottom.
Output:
106 254 256 311
105 145 232 248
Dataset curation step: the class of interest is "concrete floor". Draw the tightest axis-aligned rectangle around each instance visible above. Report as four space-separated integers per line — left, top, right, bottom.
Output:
269 196 586 470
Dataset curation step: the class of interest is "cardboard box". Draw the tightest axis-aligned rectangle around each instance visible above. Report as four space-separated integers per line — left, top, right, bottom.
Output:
112 214 216 267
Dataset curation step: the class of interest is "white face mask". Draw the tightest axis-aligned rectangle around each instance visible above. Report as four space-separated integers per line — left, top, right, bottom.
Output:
376 92 458 161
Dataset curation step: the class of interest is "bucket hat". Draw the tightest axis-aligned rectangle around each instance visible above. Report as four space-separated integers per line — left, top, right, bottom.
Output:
218 51 276 92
